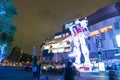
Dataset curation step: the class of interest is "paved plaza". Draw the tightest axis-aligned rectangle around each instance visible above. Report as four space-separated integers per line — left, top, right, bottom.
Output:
0 66 118 80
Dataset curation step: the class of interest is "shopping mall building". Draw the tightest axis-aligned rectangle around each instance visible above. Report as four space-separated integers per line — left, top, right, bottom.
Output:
87 1 120 61
41 1 120 66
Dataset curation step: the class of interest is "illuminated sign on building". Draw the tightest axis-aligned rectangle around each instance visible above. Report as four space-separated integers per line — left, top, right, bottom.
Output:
51 41 72 53
54 35 62 39
64 22 75 29
100 26 113 33
54 32 69 39
98 62 105 71
90 30 99 36
43 40 72 54
90 26 113 36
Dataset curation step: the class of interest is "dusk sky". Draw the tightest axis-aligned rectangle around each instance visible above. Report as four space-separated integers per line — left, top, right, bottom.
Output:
13 0 119 53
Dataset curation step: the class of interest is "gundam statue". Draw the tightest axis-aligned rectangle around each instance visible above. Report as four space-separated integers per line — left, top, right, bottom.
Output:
68 17 91 66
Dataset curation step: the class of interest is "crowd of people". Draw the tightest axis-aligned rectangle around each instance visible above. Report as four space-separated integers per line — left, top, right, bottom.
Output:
31 61 80 80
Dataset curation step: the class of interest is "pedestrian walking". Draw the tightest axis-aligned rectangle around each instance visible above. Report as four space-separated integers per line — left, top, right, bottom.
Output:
37 63 42 80
32 65 37 77
109 69 116 80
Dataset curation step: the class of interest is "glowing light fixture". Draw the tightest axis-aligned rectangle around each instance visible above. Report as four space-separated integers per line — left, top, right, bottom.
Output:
0 44 6 62
116 35 120 47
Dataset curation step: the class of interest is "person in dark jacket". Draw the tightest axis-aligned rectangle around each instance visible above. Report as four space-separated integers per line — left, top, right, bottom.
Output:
37 63 42 80
109 69 116 80
64 61 77 80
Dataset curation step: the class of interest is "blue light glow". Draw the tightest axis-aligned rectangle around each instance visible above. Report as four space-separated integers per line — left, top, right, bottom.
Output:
68 53 76 57
0 44 6 62
116 35 120 47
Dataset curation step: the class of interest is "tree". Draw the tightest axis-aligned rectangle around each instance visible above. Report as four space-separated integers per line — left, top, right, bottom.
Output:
19 53 32 62
8 46 21 62
0 0 18 62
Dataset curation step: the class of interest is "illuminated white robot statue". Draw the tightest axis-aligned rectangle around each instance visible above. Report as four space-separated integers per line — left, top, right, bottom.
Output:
69 17 91 66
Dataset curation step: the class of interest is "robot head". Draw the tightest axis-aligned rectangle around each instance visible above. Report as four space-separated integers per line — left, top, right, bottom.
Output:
80 19 88 28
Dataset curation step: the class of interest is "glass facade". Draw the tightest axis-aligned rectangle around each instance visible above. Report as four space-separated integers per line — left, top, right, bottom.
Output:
89 16 120 60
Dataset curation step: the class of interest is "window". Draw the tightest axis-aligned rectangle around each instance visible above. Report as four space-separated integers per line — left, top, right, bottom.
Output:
114 22 120 30
101 33 105 40
108 30 114 39
112 38 117 48
87 43 91 51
